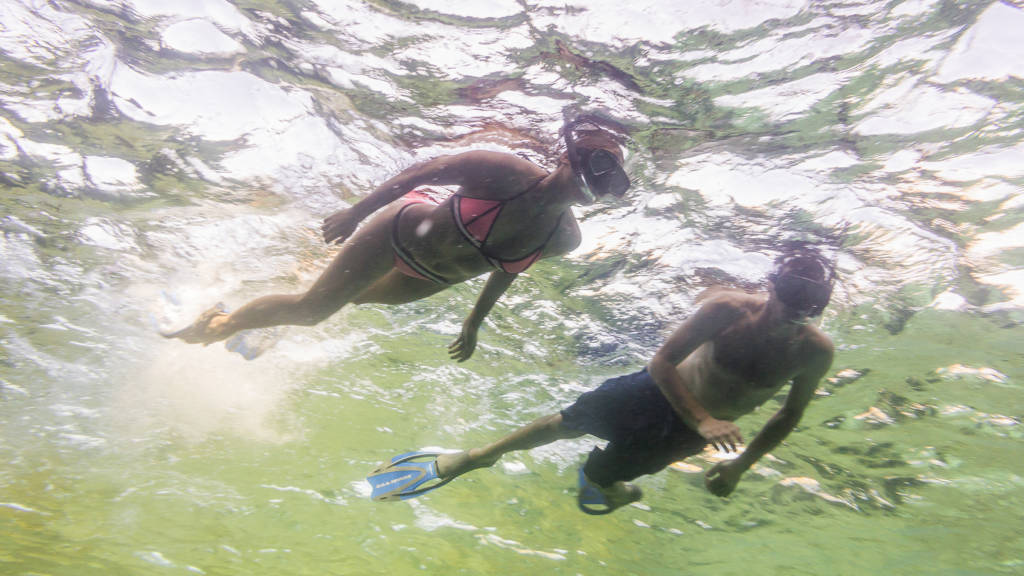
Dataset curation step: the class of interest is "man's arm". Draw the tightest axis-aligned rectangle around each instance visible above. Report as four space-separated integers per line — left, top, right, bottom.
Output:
705 343 834 497
648 297 745 451
448 270 518 362
323 151 528 244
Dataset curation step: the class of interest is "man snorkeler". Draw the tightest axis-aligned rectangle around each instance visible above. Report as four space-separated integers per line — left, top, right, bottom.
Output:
368 248 836 514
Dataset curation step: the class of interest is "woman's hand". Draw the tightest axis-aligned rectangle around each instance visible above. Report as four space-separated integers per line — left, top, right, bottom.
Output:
448 319 479 362
697 417 743 453
704 460 744 498
322 209 361 244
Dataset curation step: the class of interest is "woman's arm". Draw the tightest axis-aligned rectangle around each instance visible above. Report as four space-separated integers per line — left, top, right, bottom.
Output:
447 270 518 362
323 151 536 244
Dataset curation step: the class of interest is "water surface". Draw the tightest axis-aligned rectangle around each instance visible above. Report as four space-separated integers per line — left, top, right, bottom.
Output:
1 0 1023 574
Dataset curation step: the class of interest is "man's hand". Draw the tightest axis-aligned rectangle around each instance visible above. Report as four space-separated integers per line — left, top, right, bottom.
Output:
704 460 743 498
322 209 361 244
697 417 743 453
447 319 479 362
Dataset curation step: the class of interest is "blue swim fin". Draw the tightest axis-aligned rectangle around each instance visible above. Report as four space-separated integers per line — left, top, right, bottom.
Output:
224 328 280 360
367 451 455 502
577 467 642 515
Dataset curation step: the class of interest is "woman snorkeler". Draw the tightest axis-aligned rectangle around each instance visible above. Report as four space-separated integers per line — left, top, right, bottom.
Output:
163 116 631 361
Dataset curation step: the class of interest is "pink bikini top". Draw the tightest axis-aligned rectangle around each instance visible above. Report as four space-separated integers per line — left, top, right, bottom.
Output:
451 181 564 274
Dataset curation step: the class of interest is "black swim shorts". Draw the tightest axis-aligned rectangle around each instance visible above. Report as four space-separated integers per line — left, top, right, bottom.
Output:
560 369 707 486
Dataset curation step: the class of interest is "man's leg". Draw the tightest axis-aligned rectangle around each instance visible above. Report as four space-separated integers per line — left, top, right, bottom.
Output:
584 428 707 487
436 413 583 479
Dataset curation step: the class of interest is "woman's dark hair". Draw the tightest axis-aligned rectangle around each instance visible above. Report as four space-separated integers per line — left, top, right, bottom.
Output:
561 114 626 159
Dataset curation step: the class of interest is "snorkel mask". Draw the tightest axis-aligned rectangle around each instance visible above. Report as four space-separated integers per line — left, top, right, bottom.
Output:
773 273 831 320
769 255 836 320
563 118 631 203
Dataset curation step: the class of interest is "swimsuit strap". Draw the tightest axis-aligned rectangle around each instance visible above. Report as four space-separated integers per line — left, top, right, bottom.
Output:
451 174 557 261
478 210 565 272
391 202 449 284
452 175 546 242
453 196 503 247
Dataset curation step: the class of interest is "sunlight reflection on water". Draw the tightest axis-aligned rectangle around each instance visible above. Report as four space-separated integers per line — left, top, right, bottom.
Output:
1 0 1022 574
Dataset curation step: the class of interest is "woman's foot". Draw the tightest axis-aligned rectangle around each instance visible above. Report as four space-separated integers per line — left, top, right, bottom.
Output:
161 303 230 344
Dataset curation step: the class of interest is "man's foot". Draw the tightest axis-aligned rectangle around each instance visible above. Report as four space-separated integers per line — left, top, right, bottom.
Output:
435 449 499 479
367 449 497 502
577 469 643 515
161 303 230 344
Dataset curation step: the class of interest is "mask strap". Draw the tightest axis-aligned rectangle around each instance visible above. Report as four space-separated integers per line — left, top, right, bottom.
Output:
563 119 596 203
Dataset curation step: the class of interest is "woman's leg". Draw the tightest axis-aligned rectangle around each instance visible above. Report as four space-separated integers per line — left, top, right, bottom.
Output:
436 413 583 479
353 269 451 305
168 210 401 344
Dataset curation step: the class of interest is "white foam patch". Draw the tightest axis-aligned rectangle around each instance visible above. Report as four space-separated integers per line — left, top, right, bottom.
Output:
112 344 302 443
494 91 572 116
84 156 142 192
968 222 1024 260
530 0 806 44
880 150 923 173
855 80 995 135
933 2 1024 83
0 120 20 160
889 0 941 18
402 0 522 18
476 533 567 561
162 19 245 56
274 331 371 366
109 61 396 185
351 479 373 499
123 0 255 36
665 151 831 208
999 194 1024 214
0 0 94 65
684 25 874 82
777 476 856 508
977 269 1024 311
929 289 968 311
6 130 81 168
0 233 43 280
287 39 405 93
962 180 1020 203
110 66 312 141
715 71 851 122
0 502 45 514
218 115 359 179
410 500 479 532
920 142 1024 182
395 27 534 80
78 218 139 252
304 0 415 44
868 30 952 70
145 209 305 279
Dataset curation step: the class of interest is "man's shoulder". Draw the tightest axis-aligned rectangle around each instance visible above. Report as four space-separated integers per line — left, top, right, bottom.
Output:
696 287 765 310
799 324 835 362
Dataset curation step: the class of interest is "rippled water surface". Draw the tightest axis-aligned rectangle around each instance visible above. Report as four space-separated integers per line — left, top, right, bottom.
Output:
2 0 1023 574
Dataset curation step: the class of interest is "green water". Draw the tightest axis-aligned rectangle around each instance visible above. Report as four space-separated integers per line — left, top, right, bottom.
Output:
4 282 1021 574
3 0 1023 574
